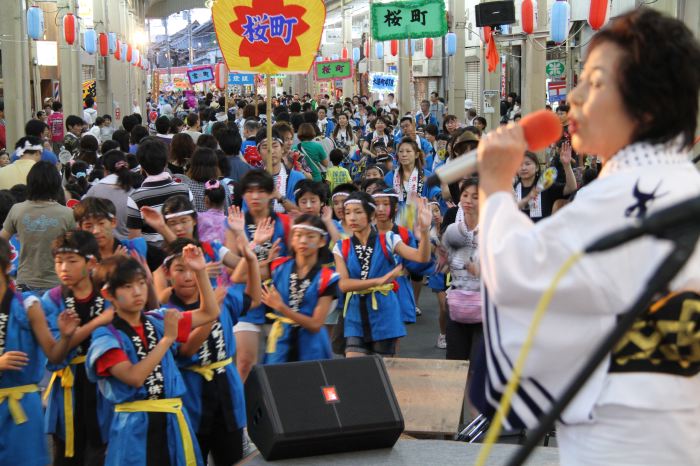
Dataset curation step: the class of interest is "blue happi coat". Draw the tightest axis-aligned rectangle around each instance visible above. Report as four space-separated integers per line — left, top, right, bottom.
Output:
264 258 337 364
338 231 406 341
169 291 247 432
86 309 203 466
42 286 113 443
0 292 49 466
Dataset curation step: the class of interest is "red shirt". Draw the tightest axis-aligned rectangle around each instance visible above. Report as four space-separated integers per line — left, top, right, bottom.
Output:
96 312 193 377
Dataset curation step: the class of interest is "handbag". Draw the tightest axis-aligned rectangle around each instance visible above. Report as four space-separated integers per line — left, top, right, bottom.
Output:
447 289 482 324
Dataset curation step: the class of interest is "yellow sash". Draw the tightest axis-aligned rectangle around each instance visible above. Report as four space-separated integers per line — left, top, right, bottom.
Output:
0 384 39 424
265 313 297 354
184 357 233 382
115 398 196 466
342 283 395 316
42 355 87 458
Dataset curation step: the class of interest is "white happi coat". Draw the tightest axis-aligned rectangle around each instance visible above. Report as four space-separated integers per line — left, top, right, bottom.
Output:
479 139 700 431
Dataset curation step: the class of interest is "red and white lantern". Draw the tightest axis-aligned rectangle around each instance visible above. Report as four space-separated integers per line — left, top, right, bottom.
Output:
521 0 534 35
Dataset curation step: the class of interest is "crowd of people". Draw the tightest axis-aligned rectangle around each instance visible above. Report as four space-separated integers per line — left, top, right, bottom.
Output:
1 8 697 466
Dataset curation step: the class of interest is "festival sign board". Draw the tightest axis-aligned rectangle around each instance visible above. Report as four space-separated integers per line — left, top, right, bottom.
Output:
314 59 353 81
369 72 398 94
212 0 326 75
228 72 256 85
187 66 215 84
371 0 448 41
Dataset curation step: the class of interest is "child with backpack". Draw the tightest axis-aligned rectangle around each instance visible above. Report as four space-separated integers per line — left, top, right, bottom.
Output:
163 227 261 464
333 192 432 357
261 215 340 364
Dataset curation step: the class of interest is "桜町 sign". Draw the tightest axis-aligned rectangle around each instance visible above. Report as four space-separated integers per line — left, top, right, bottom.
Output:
369 72 398 94
187 66 215 84
314 59 353 81
371 0 448 41
228 72 256 85
212 0 326 75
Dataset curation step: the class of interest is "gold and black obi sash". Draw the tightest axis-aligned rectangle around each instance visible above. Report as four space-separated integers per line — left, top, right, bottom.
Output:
610 291 700 376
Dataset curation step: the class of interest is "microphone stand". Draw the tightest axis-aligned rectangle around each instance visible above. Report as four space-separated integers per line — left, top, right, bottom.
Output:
505 221 700 466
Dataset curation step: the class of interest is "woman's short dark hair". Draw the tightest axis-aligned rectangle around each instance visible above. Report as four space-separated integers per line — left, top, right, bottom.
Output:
130 125 149 145
297 123 317 141
78 135 99 165
111 129 130 152
136 137 168 175
27 161 62 201
196 134 218 150
588 8 700 148
170 133 195 167
187 147 220 182
100 139 119 155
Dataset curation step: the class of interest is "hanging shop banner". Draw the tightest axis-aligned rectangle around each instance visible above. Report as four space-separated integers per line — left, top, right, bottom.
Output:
371 0 448 41
212 0 326 75
314 59 353 81
82 80 96 103
228 72 256 85
369 72 398 94
187 66 215 84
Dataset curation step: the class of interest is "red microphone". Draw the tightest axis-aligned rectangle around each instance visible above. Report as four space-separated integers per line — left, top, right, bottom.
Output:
426 110 563 187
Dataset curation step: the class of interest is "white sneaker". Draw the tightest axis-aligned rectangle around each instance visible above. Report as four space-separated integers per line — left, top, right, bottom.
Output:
242 428 257 458
436 334 447 349
415 306 422 316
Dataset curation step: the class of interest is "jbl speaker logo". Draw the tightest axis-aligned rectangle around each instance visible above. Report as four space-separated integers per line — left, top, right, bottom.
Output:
321 386 340 404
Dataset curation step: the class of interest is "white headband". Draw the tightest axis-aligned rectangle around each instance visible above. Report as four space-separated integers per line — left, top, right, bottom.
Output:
331 192 350 200
372 193 399 199
292 224 328 236
20 141 43 155
344 199 376 210
428 201 440 207
164 210 195 220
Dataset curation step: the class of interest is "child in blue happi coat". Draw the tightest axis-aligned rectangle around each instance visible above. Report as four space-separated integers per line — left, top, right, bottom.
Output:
86 245 220 466
261 215 340 364
42 230 115 465
333 192 432 357
0 237 79 466
164 216 261 464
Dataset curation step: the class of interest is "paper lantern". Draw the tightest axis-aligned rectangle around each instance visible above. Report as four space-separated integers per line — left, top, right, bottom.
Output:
108 32 117 54
120 43 127 62
63 12 76 45
352 47 360 62
215 62 228 89
390 40 398 56
364 41 369 58
98 32 108 56
331 54 339 60
114 39 121 60
324 57 330 62
315 55 323 62
27 6 45 40
131 49 140 65
425 38 434 59
376 42 384 60
126 43 133 62
521 0 534 35
84 28 97 55
341 47 348 60
445 32 457 57
588 0 608 30
405 39 415 55
550 0 570 44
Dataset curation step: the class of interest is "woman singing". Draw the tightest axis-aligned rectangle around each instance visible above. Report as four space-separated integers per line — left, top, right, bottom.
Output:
475 9 700 466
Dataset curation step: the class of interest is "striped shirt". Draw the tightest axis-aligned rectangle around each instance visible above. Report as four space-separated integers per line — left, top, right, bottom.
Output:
126 172 192 244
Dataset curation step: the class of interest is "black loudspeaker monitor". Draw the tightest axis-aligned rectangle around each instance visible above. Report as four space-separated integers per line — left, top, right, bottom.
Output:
245 356 404 460
475 1 516 27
